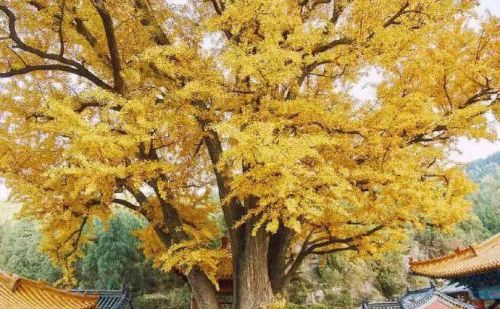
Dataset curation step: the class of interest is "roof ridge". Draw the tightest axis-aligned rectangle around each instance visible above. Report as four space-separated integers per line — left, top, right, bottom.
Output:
0 271 98 301
434 290 475 309
409 246 475 266
409 233 500 267
409 232 500 266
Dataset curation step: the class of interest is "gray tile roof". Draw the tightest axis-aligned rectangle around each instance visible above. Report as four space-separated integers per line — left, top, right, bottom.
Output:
363 286 475 309
74 289 131 309
362 302 402 309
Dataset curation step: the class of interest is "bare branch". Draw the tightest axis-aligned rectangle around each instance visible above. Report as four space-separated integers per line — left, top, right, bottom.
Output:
123 183 149 205
281 232 312 283
74 100 122 113
459 86 497 109
298 59 332 86
442 75 453 112
311 0 331 10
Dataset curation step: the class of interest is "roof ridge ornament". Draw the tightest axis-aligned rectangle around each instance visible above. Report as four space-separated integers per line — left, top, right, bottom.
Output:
468 245 478 257
10 276 22 292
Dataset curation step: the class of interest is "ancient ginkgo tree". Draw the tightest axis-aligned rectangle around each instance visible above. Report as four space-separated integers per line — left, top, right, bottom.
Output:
0 0 498 308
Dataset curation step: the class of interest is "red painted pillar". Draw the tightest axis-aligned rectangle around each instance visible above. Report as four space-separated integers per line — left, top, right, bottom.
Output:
475 299 485 309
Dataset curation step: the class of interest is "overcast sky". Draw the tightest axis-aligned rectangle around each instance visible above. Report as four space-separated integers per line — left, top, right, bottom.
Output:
0 0 498 201
349 0 500 163
441 0 500 162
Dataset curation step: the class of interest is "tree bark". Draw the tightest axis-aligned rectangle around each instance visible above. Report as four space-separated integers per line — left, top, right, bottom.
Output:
146 182 220 309
201 133 276 308
187 266 220 309
233 216 274 309
268 225 295 294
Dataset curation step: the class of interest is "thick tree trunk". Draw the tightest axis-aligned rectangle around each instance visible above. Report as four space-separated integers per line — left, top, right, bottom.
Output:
268 225 295 294
187 266 220 309
201 135 279 307
233 220 274 309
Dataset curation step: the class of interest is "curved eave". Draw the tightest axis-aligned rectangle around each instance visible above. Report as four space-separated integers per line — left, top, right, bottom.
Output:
409 233 500 279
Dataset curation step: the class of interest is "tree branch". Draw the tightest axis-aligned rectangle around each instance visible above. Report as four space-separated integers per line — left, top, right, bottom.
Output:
134 0 170 45
311 37 353 56
91 0 125 93
58 0 66 56
112 198 140 211
280 230 315 285
331 0 350 24
407 125 448 145
0 64 79 78
0 5 113 90
73 17 98 48
309 121 365 138
383 1 410 28
459 87 497 109
306 224 384 253
311 244 357 255
209 0 223 15
62 216 88 259
27 1 46 10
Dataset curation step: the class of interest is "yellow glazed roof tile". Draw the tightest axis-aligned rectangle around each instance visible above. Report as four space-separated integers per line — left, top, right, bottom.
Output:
0 271 98 309
409 233 500 278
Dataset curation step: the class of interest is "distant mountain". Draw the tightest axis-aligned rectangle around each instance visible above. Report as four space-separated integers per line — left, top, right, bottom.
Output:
465 151 500 235
465 151 500 182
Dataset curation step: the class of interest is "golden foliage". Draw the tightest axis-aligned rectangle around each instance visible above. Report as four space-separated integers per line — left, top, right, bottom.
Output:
0 0 497 285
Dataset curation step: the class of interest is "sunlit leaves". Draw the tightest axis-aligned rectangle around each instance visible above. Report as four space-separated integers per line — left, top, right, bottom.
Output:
0 0 497 286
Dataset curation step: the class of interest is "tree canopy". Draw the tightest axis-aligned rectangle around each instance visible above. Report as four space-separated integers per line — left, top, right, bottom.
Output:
0 0 498 307
0 220 61 283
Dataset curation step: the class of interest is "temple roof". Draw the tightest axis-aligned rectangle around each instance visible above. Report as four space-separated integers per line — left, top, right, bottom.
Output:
438 282 469 295
363 301 402 309
409 233 500 279
0 271 98 309
75 290 131 309
363 287 475 309
400 287 474 309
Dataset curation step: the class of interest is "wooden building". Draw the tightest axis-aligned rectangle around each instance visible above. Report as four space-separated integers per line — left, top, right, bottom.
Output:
409 233 500 309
